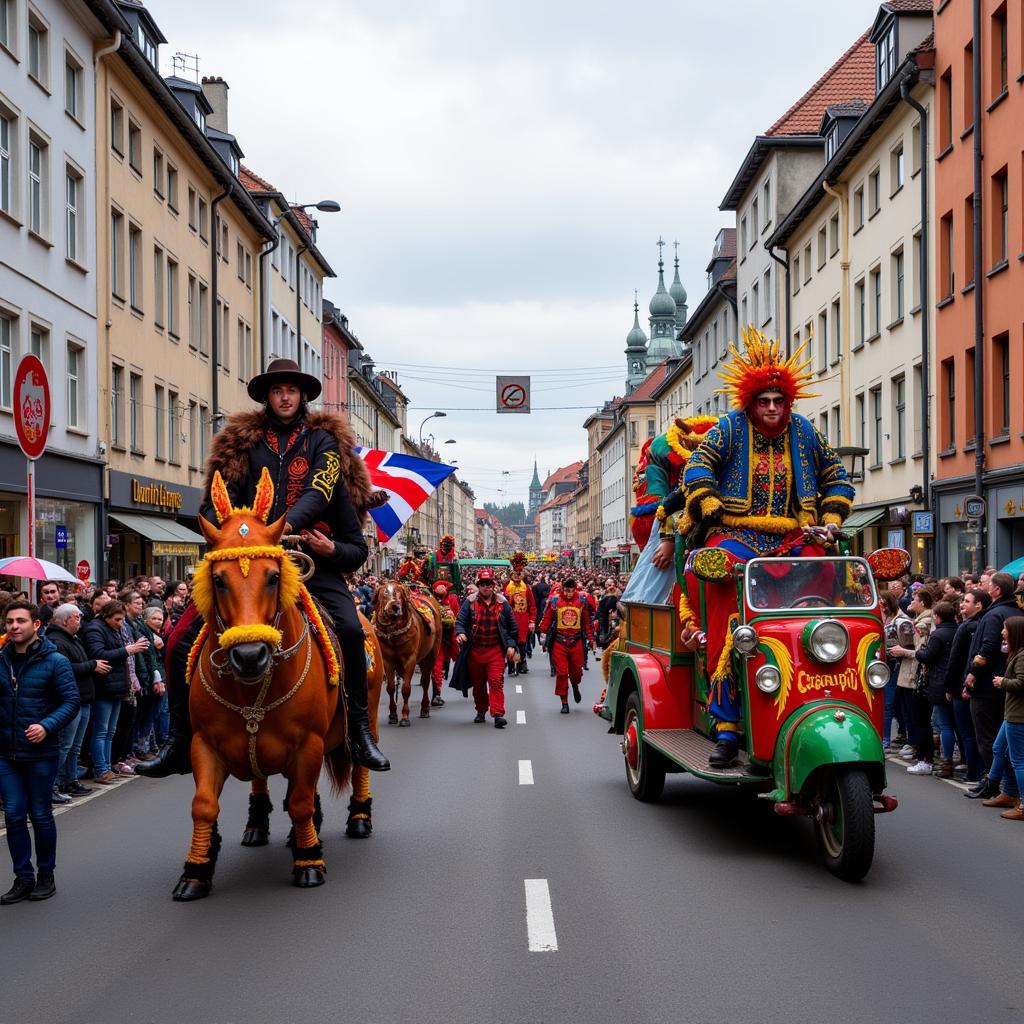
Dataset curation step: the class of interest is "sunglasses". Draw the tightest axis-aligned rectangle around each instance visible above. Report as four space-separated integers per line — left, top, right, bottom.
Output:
755 396 786 408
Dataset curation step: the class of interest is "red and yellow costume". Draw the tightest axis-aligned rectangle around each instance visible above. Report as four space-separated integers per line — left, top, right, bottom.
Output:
503 553 536 670
540 587 595 704
431 580 461 695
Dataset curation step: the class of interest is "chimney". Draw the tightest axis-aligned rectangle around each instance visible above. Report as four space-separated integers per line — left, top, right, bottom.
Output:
201 76 229 133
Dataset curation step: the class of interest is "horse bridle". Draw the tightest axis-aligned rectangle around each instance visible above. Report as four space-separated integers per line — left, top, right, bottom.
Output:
374 583 414 641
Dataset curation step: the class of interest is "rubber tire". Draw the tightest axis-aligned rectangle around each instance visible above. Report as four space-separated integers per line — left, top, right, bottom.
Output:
813 767 875 883
624 691 666 803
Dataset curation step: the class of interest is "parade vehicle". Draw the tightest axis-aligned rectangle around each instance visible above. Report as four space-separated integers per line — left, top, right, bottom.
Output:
599 533 910 882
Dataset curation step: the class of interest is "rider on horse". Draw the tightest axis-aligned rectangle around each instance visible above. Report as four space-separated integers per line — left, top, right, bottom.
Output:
140 357 389 777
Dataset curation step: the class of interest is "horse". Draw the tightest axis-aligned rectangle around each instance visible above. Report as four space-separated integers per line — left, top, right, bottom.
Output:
240 611 384 845
372 581 441 726
172 467 350 901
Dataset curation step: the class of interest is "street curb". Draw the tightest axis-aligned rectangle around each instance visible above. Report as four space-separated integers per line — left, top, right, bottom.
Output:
0 775 137 839
885 753 972 792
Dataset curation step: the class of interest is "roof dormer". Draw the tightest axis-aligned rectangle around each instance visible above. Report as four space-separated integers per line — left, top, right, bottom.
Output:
115 0 167 69
163 75 213 134
819 101 868 162
869 1 934 92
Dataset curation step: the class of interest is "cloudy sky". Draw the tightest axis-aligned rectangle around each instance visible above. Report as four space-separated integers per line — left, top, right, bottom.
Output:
154 0 872 504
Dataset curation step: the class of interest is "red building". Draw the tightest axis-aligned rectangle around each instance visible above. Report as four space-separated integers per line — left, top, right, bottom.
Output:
321 299 354 417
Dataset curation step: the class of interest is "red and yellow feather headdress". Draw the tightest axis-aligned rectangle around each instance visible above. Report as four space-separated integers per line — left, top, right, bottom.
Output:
715 326 816 410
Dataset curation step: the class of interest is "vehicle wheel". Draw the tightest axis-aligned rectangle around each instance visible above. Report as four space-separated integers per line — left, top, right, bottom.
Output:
622 692 665 803
812 768 875 882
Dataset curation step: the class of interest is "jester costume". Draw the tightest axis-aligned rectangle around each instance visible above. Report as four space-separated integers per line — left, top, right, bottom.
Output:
431 580 461 700
666 329 854 765
539 582 594 711
422 534 462 597
503 553 536 672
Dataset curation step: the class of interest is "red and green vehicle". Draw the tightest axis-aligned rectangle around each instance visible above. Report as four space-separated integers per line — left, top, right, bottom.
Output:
598 540 909 881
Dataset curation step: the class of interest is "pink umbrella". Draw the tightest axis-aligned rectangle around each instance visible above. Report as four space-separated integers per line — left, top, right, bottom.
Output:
0 556 78 582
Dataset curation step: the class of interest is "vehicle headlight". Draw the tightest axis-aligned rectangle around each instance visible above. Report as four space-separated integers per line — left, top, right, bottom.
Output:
866 660 890 690
732 624 758 654
755 664 781 693
806 620 849 663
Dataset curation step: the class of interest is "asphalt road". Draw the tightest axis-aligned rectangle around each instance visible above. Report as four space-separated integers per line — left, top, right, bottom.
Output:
3 653 1023 1024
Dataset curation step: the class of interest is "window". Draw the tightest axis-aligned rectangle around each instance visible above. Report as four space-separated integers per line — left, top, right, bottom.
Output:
29 322 48 370
153 148 164 198
831 406 841 448
740 216 747 256
792 254 800 293
763 179 771 227
0 311 13 408
110 364 123 447
831 299 841 361
942 358 955 449
187 273 197 349
751 283 759 327
762 268 771 322
893 376 906 459
187 185 196 230
966 346 977 443
819 412 829 440
912 232 923 309
647 418 656 440
963 43 974 129
216 299 229 371
992 4 1008 99
0 0 14 53
140 27 157 67
741 295 748 329
237 318 252 382
992 168 1008 266
940 211 954 298
110 207 124 298
870 267 882 336
994 332 1010 435
127 119 141 175
891 143 904 193
129 372 141 450
199 282 209 355
817 311 828 372
153 246 164 326
751 198 758 243
877 23 895 90
166 163 178 212
817 225 826 269
167 390 178 463
870 386 883 467
0 111 11 215
803 243 811 283
188 400 198 468
825 126 838 162
853 185 864 230
166 257 178 337
913 364 923 455
220 219 228 262
65 165 82 262
64 49 82 121
868 168 880 217
805 320 814 366
27 134 46 236
829 212 839 256
892 248 905 321
856 393 866 448
198 197 208 242
110 95 124 155
154 385 164 459
854 279 866 348
27 12 48 89
963 195 975 286
911 122 922 174
129 223 142 310
66 342 81 427
236 241 245 280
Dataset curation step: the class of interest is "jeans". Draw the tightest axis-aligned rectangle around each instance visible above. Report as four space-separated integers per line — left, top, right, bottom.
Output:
932 702 959 760
898 687 932 762
1003 721 1024 805
952 700 980 781
56 711 79 788
988 722 1018 797
0 756 60 879
883 674 898 749
90 698 122 775
57 704 91 788
155 691 169 745
133 693 159 752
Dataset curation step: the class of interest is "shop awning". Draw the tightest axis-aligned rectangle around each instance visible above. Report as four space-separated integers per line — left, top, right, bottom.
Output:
109 512 205 547
841 508 887 535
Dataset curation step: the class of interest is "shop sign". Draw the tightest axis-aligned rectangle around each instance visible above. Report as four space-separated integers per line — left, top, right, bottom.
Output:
887 528 906 549
55 525 67 548
964 495 986 520
911 511 934 537
131 479 184 511
76 560 90 582
152 542 201 556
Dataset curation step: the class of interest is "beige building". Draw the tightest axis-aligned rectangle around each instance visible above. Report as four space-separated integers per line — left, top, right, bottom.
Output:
95 6 274 580
767 12 934 568
654 351 694 433
582 401 616 565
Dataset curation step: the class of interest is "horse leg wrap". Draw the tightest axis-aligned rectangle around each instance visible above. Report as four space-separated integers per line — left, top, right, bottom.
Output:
292 843 325 869
183 823 221 878
347 797 372 822
245 792 273 831
352 767 371 804
294 820 318 849
187 821 215 864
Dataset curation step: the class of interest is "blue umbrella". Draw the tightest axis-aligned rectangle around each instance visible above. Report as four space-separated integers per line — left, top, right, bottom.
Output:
1000 556 1024 578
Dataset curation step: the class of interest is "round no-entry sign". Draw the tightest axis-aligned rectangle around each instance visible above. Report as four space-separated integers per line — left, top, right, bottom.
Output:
500 383 526 409
14 355 50 460
76 560 91 582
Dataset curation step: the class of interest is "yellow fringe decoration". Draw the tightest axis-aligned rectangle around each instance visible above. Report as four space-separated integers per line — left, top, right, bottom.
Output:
218 624 284 650
720 513 798 535
185 622 210 685
293 859 326 869
665 416 719 459
712 614 739 684
294 820 318 848
822 513 843 527
352 767 371 803
210 471 233 524
655 504 667 522
192 544 301 623
205 544 290 564
299 585 340 686
700 495 723 517
678 589 696 627
252 467 274 523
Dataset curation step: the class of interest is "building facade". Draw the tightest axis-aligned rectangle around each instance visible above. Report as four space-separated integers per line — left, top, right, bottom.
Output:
684 243 737 417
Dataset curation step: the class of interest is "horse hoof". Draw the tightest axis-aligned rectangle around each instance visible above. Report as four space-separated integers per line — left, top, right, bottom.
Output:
241 829 269 847
420 709 430 719
292 866 326 888
346 818 373 839
388 714 399 725
399 718 411 728
172 877 211 902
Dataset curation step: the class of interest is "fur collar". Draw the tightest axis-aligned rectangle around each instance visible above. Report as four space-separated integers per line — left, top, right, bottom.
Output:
202 409 373 522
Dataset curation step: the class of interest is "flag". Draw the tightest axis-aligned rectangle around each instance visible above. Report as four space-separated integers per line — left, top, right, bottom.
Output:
355 447 457 542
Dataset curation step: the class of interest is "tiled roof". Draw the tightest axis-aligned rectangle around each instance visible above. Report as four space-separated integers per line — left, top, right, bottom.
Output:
883 0 933 12
239 164 276 193
542 461 584 490
825 101 870 118
765 31 875 136
716 228 737 260
291 206 314 233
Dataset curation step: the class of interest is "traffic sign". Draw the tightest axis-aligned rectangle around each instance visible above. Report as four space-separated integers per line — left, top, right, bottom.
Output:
964 495 986 520
55 525 67 548
13 355 50 460
76 560 90 582
496 375 530 414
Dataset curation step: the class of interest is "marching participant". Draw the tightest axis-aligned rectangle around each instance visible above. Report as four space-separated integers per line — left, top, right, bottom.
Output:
539 577 594 714
431 579 461 705
503 554 536 674
422 534 462 597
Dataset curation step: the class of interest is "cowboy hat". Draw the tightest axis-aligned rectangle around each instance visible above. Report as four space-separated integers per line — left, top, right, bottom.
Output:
247 357 322 403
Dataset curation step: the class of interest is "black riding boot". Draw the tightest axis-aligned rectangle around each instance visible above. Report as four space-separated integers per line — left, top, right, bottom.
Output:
343 641 390 772
136 611 201 778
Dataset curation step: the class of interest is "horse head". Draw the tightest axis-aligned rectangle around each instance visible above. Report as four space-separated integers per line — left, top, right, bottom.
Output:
195 468 301 684
373 581 407 629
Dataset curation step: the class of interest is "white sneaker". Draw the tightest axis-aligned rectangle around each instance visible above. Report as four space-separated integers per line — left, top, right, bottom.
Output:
907 760 934 775
898 745 915 759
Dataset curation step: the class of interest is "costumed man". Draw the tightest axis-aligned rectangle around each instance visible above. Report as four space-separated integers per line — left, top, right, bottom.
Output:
422 534 462 598
503 554 536 674
454 568 518 728
395 554 423 588
139 358 390 778
539 577 594 714
664 328 854 767
430 579 460 705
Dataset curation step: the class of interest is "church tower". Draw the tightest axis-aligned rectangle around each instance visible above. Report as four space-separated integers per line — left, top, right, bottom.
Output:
528 458 543 519
670 239 688 332
647 237 683 363
625 291 648 392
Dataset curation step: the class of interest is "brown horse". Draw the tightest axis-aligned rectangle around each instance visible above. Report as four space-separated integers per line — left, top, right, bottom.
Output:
240 611 384 844
373 581 441 726
173 467 350 901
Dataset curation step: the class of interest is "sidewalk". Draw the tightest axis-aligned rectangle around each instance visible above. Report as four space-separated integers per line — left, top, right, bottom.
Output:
0 774 137 839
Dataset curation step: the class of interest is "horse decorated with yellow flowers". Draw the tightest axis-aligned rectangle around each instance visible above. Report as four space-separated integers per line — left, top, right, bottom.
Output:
173 467 349 901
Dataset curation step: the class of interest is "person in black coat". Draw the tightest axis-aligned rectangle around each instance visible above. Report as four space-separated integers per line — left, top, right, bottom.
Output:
951 589 990 788
914 601 959 777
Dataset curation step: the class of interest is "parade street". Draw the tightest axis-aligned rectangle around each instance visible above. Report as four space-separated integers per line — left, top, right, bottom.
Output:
3 657 1021 1024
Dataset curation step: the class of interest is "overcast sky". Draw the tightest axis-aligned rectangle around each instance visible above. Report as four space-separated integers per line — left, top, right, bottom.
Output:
155 0 872 504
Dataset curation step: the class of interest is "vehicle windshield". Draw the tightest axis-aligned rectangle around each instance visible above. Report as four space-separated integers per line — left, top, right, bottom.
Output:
745 557 877 612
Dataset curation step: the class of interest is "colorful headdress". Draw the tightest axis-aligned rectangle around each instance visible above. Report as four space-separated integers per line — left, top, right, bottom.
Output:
438 534 455 555
511 552 527 572
396 556 421 583
715 326 816 410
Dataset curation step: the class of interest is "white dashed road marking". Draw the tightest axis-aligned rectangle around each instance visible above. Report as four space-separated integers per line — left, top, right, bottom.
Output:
515 684 523 694
516 709 526 725
518 759 534 785
524 878 558 952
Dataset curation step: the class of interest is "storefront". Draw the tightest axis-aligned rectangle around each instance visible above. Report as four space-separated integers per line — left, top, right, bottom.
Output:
0 439 102 584
937 489 984 575
107 471 205 582
842 503 930 575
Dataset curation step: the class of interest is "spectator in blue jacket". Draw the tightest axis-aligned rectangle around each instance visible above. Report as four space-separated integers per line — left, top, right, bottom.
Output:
0 600 79 904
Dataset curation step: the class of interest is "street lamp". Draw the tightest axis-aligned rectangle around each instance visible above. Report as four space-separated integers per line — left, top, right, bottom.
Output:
419 411 446 446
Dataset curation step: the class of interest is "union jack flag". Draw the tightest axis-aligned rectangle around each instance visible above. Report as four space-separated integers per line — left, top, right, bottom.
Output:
355 447 457 542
